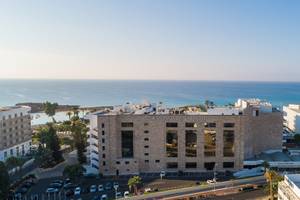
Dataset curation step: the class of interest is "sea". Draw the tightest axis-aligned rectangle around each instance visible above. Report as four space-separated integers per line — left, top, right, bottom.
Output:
1 79 300 125
1 79 300 108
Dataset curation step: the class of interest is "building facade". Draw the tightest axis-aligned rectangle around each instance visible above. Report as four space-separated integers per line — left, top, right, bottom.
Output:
0 106 32 161
283 104 300 133
278 174 300 200
87 99 282 176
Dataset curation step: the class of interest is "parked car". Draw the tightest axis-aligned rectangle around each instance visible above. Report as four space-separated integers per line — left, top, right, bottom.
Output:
115 192 122 199
113 182 119 188
74 187 81 195
65 189 74 197
64 178 71 185
145 188 152 192
49 183 62 189
124 191 130 198
90 185 97 193
206 179 217 184
52 180 63 185
105 183 112 190
64 183 75 190
101 194 108 200
46 188 59 193
98 184 104 192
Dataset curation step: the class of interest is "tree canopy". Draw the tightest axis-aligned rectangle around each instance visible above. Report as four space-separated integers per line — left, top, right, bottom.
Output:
0 161 9 200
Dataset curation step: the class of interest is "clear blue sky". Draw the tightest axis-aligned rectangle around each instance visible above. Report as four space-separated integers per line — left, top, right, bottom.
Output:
0 0 299 81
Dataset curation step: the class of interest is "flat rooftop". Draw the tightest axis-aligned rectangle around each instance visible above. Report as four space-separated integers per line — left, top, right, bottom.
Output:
286 174 300 188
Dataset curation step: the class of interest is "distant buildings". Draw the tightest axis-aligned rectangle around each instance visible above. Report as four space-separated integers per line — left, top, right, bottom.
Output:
278 174 300 200
283 104 300 133
86 99 282 176
0 106 32 161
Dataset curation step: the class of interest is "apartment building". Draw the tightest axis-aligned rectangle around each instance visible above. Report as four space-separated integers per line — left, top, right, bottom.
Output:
283 104 300 133
0 106 32 161
87 99 282 176
278 174 300 200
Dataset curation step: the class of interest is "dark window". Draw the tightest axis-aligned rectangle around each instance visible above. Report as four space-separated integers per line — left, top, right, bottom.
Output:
121 131 134 158
185 130 197 157
144 130 149 134
223 162 234 168
144 123 149 126
125 161 130 165
103 161 106 166
102 138 105 143
102 146 105 151
102 131 105 135
116 161 120 165
102 154 106 158
224 123 235 128
121 122 134 127
144 145 149 148
255 110 259 116
204 162 215 170
144 153 149 156
185 123 197 128
155 160 160 163
223 130 234 157
167 162 178 169
145 160 149 163
166 130 178 157
204 122 216 128
166 122 178 128
101 123 105 128
144 138 149 141
186 162 197 168
204 130 216 157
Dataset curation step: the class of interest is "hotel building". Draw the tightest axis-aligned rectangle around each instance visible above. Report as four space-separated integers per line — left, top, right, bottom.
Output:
0 106 32 161
87 99 282 176
283 104 300 133
278 174 300 200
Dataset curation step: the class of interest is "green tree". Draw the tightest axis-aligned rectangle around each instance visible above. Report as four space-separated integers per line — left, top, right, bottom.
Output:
66 111 72 120
294 134 300 145
204 100 215 108
47 125 63 162
0 161 9 200
264 169 283 200
262 161 270 172
128 176 142 195
43 101 58 121
63 164 85 181
5 156 23 170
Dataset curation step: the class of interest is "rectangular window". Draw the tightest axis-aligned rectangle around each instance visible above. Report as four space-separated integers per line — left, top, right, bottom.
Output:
116 161 120 165
144 138 149 141
102 146 105 151
185 130 197 157
102 138 105 143
155 160 160 163
125 161 130 165
185 123 197 128
166 130 178 157
223 162 234 168
144 123 149 126
223 130 235 157
224 123 235 128
102 131 105 135
144 130 149 134
204 162 215 170
121 131 134 158
204 130 216 157
144 153 149 156
101 123 105 128
204 122 216 128
103 161 106 166
186 162 197 169
167 162 178 169
144 145 149 148
166 122 178 128
121 122 134 127
145 160 149 163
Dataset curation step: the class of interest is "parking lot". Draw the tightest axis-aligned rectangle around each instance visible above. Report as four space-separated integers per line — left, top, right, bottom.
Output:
15 172 233 200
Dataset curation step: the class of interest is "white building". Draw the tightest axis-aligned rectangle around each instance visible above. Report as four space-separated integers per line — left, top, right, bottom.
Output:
278 174 300 200
0 106 32 161
283 104 300 133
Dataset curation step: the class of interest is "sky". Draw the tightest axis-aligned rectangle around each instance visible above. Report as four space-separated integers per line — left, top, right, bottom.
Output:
0 0 300 81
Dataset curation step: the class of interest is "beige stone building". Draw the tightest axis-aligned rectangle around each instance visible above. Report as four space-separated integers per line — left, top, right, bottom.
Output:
87 99 282 176
0 106 32 161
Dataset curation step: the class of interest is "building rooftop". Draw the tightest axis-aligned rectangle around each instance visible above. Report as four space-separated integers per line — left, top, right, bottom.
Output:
286 104 300 113
286 174 300 189
91 98 276 116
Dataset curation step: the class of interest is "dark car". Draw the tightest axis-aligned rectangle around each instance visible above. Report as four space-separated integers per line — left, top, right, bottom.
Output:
65 189 74 197
49 183 63 189
105 183 112 190
64 183 75 190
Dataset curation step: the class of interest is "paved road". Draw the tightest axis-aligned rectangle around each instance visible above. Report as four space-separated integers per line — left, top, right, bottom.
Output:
125 176 266 200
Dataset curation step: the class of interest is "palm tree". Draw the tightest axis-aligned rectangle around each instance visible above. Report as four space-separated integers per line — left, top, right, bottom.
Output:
43 101 58 122
128 176 142 195
264 169 283 200
262 161 270 172
66 111 72 120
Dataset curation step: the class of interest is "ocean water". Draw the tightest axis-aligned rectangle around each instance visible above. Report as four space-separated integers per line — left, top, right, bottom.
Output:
1 79 300 108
